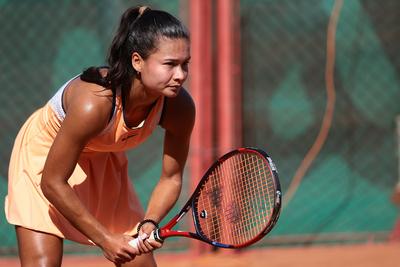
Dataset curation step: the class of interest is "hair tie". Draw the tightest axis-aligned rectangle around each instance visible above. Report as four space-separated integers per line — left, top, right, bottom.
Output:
138 6 151 16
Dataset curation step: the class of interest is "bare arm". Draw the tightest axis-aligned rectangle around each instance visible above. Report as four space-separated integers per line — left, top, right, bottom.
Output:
136 89 195 252
40 80 137 263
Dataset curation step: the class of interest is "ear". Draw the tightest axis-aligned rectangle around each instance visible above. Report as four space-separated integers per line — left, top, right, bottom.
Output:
131 52 143 73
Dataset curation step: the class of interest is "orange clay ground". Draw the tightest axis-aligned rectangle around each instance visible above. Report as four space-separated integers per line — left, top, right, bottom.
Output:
0 242 399 267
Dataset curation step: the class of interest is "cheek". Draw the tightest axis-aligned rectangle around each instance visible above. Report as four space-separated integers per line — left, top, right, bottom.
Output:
142 66 171 86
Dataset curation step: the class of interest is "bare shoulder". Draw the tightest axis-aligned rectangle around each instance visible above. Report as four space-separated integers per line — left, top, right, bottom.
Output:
61 77 114 137
161 88 196 135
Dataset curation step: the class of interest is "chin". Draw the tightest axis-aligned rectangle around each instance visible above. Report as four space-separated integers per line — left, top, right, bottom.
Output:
166 92 179 98
165 89 181 98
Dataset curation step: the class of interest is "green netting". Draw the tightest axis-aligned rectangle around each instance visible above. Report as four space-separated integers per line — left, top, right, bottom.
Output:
241 0 400 245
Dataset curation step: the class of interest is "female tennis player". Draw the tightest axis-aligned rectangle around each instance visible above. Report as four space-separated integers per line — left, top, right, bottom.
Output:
5 6 194 267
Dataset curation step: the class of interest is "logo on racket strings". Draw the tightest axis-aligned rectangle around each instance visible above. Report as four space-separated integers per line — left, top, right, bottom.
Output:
225 202 241 224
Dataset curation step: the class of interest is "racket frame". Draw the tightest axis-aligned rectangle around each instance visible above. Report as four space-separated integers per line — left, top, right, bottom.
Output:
155 147 282 248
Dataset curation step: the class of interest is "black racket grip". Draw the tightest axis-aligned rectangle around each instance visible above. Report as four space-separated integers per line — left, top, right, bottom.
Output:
154 228 164 243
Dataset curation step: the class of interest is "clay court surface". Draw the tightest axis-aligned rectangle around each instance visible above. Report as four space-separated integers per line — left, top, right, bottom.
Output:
0 242 399 267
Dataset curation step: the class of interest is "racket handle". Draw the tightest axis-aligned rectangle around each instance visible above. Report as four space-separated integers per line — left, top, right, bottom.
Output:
128 237 140 250
128 230 158 250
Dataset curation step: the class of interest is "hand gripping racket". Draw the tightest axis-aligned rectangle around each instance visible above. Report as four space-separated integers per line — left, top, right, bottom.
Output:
130 147 282 249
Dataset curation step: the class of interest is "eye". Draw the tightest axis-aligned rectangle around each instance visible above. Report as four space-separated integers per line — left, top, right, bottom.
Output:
182 61 190 71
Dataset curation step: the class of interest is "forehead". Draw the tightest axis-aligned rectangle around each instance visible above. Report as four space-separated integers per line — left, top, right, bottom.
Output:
151 37 190 58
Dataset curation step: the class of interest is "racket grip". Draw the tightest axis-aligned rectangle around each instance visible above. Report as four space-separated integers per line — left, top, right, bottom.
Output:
128 230 160 250
153 228 164 243
128 238 140 251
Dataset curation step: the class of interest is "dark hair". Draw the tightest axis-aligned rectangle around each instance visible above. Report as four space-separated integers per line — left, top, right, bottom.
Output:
80 6 189 96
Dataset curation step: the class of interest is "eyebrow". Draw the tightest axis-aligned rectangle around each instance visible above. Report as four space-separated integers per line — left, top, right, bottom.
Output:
164 56 191 62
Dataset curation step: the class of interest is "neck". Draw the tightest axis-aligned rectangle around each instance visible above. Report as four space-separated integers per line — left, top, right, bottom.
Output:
124 78 159 111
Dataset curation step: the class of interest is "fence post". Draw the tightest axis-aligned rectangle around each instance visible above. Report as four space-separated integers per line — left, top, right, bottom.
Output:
216 0 242 155
188 0 214 255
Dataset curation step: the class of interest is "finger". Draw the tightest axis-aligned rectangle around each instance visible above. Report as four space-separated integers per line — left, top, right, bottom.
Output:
115 253 131 264
146 238 163 249
128 238 142 255
147 231 163 248
142 239 155 252
104 252 130 264
115 258 129 265
121 250 136 261
137 233 150 254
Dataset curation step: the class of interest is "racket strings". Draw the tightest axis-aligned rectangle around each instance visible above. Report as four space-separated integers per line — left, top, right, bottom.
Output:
196 152 276 246
212 154 272 244
231 155 274 242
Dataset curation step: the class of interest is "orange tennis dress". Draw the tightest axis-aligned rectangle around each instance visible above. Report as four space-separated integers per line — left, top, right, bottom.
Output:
5 76 164 245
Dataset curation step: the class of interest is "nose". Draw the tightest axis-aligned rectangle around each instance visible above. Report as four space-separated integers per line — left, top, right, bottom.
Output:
173 65 187 83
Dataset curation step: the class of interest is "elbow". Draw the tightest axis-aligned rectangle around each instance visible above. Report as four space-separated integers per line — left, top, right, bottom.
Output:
40 175 59 201
40 178 52 200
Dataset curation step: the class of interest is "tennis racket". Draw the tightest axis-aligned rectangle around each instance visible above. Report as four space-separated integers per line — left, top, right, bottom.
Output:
129 147 282 249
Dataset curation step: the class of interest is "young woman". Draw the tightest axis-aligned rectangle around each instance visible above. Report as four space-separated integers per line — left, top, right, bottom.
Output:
5 6 194 267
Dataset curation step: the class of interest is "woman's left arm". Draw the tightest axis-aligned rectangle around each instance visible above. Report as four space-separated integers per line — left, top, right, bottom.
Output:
135 89 195 253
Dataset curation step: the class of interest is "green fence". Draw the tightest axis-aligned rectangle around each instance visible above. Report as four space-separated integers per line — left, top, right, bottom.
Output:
241 0 400 244
1 0 399 256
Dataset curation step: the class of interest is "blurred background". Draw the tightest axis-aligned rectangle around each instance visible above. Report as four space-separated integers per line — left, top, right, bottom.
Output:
1 0 400 265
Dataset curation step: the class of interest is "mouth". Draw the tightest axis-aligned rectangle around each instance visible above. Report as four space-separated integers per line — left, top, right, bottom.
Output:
168 85 182 93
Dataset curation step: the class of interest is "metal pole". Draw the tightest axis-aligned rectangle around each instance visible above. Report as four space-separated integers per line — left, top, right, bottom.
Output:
189 0 214 254
216 0 242 156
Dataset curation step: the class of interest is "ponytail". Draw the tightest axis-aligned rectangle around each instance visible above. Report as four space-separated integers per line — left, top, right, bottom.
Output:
105 6 150 93
81 6 147 93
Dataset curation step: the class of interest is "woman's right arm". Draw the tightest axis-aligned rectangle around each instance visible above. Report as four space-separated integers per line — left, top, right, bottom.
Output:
40 80 137 264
